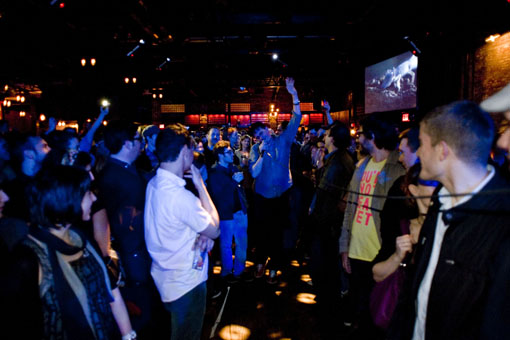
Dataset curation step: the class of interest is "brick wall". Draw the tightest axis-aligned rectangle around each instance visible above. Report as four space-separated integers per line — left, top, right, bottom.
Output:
474 32 510 102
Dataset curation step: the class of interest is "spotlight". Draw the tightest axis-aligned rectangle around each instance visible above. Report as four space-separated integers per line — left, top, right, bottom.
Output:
124 77 130 84
81 58 86 67
152 94 156 99
40 114 46 121
20 96 25 103
132 77 137 83
126 39 146 57
403 36 421 55
157 57 171 69
101 99 110 107
90 58 96 66
272 53 278 60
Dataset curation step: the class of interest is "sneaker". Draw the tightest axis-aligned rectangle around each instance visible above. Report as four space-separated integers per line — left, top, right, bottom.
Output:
255 264 265 279
266 270 278 285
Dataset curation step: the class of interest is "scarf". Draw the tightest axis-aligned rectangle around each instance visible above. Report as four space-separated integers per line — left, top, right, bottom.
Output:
30 226 98 340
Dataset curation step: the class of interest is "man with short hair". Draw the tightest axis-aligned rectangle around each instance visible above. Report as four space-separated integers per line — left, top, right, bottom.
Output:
339 114 405 330
308 121 355 335
389 101 510 340
97 121 154 334
204 127 221 169
145 124 220 340
135 124 160 175
4 135 50 220
249 77 302 283
398 127 420 170
208 140 248 282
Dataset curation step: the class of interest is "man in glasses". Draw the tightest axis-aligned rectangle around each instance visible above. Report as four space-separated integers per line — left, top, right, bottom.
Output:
339 114 405 333
207 140 248 283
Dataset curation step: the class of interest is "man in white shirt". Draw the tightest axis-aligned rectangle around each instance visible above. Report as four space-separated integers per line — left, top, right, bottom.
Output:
389 101 510 340
145 124 220 340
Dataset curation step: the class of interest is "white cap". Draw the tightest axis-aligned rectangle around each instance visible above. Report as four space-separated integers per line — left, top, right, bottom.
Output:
480 82 510 112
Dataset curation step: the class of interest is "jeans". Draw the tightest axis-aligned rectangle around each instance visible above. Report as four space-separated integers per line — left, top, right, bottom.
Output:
219 211 248 277
164 282 207 340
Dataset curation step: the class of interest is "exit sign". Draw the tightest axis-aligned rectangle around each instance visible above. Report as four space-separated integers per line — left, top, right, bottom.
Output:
402 113 410 122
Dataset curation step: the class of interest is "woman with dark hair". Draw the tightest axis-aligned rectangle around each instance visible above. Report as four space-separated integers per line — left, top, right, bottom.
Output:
8 166 135 339
370 163 438 331
236 134 252 168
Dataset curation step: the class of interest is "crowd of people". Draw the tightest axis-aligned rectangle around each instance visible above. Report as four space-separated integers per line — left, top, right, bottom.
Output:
0 77 509 340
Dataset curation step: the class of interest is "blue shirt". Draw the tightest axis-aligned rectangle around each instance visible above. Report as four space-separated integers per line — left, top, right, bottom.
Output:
249 111 301 198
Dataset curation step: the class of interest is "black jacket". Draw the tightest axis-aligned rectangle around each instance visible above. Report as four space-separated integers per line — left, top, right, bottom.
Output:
207 163 247 220
389 171 510 340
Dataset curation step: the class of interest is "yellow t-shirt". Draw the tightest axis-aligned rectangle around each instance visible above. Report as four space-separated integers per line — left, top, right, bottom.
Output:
348 158 387 262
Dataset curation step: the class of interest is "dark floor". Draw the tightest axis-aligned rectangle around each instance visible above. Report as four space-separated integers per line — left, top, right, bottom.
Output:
201 260 366 340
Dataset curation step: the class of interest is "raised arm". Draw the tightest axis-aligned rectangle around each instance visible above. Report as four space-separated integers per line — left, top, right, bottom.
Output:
282 77 302 141
322 100 333 125
80 107 109 152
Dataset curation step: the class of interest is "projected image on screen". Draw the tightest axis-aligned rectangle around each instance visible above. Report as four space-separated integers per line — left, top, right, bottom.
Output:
365 51 418 114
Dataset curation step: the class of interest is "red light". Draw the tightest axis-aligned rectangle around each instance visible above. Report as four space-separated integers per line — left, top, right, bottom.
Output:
412 50 416 55
59 2 65 8
402 113 410 122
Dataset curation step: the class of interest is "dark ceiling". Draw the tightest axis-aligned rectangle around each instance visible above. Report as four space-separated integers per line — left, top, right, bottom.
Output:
1 0 509 119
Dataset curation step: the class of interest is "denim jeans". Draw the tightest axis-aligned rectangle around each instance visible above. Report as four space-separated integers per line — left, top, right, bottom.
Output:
164 281 207 340
219 210 248 277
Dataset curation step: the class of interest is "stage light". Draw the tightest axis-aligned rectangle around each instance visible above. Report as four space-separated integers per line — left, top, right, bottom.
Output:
2 100 6 106
159 94 163 99
139 39 145 45
16 95 20 102
19 111 26 117
6 100 10 107
101 99 110 107
103 121 108 126
159 124 165 129
152 94 156 99
272 53 278 60
157 57 171 69
40 114 46 121
403 36 421 55
20 96 25 103
3 85 7 91
485 34 500 43
59 2 65 8
81 59 86 67
218 325 251 340
132 77 137 83
124 77 130 84
90 58 96 66
296 293 316 304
